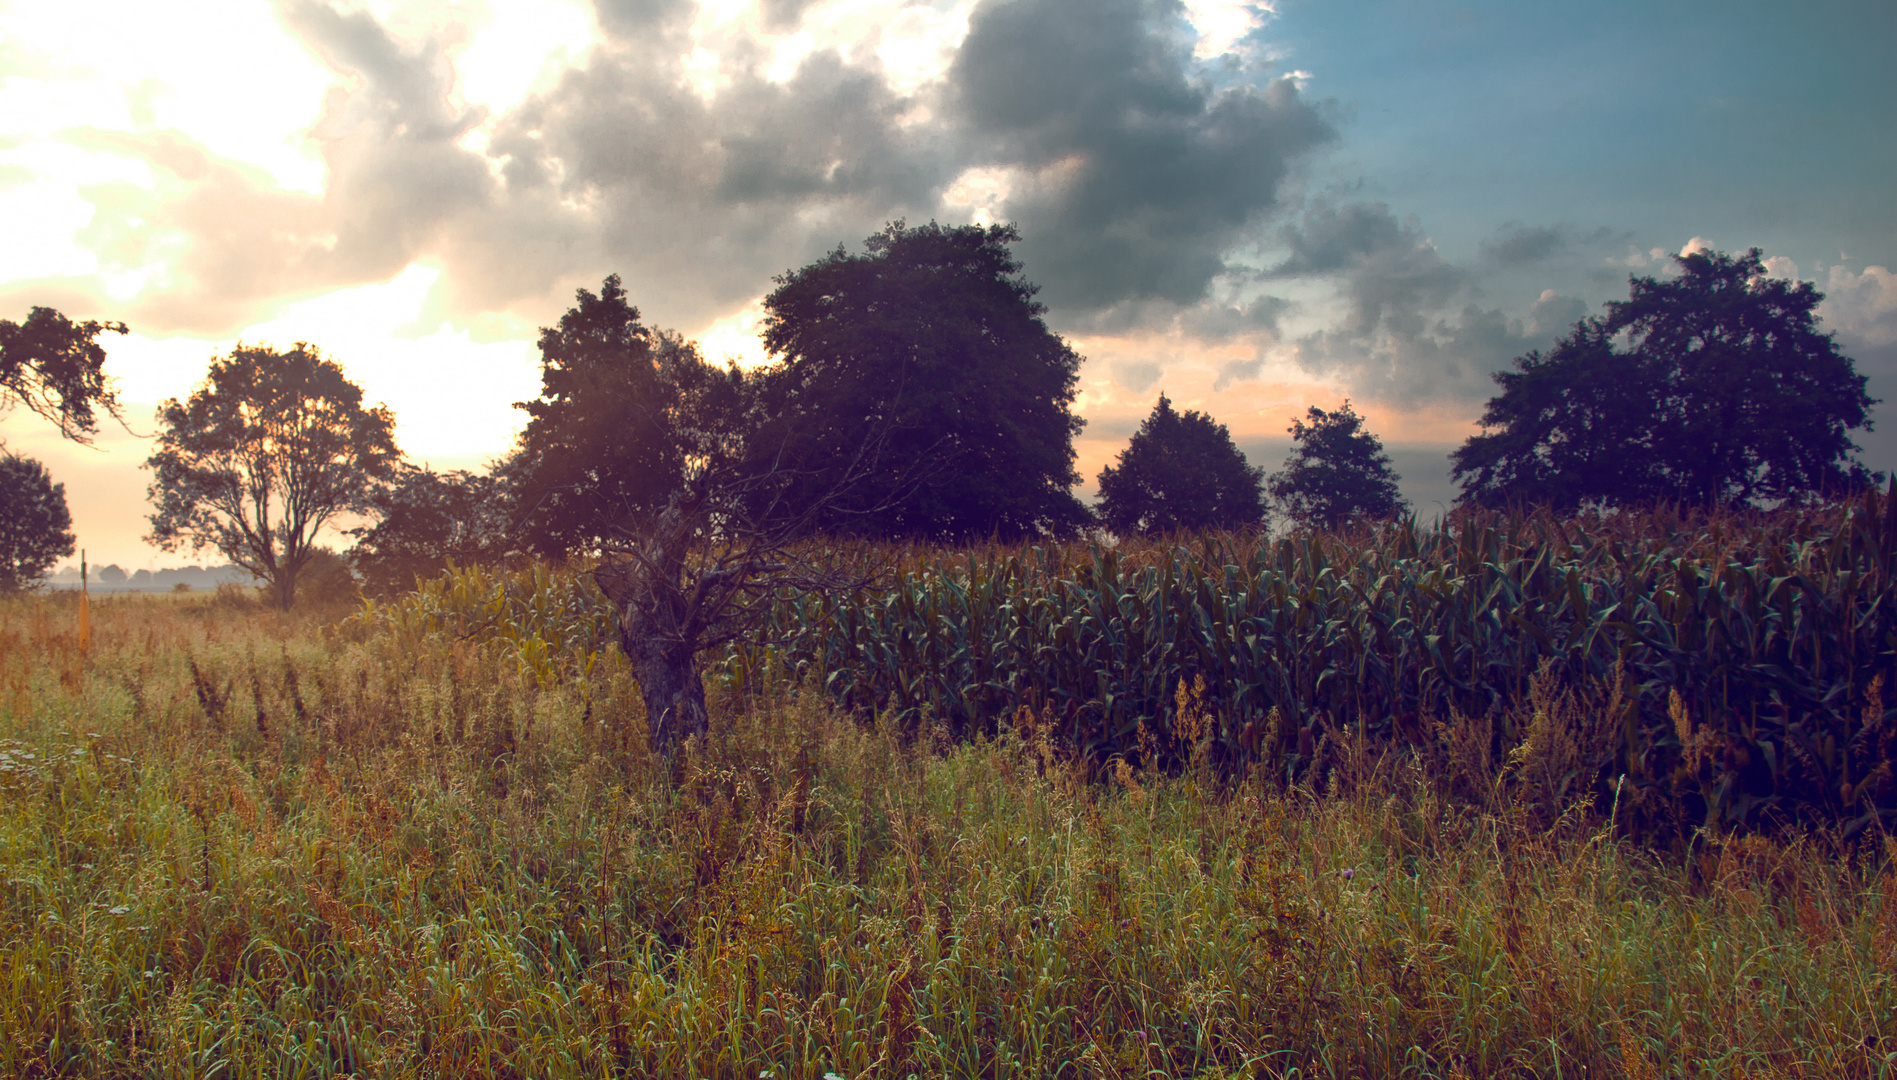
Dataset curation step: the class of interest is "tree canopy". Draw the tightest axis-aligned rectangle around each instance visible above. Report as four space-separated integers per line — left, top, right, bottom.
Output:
1096 394 1267 536
508 275 753 557
1453 247 1879 510
1 306 129 444
145 343 400 610
349 466 519 596
0 452 75 592
758 221 1090 541
1268 401 1406 532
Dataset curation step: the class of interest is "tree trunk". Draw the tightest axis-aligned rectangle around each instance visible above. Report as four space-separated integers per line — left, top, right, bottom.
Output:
593 503 709 759
274 565 298 611
627 631 708 754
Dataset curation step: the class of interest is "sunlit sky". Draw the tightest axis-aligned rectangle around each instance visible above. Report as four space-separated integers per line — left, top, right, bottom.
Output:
3 0 1893 568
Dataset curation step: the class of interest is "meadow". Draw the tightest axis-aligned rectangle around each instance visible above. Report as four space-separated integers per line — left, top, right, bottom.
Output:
2 510 1895 1078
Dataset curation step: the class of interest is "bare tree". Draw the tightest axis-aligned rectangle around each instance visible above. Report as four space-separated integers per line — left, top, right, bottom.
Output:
512 275 916 756
590 412 892 754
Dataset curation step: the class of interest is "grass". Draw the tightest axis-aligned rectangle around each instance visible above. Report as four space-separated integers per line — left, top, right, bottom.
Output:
1 587 1893 1078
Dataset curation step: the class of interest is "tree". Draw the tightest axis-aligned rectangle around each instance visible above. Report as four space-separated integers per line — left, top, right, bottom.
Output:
0 452 75 591
1096 394 1268 536
513 276 854 753
146 344 400 610
349 465 520 596
1 307 130 444
1268 401 1406 531
1453 247 1879 510
758 221 1091 541
507 275 738 556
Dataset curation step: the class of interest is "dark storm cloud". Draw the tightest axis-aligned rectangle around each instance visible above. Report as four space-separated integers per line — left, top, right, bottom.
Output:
950 0 1336 311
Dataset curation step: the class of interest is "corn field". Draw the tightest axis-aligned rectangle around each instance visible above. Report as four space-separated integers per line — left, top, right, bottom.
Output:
355 493 1897 841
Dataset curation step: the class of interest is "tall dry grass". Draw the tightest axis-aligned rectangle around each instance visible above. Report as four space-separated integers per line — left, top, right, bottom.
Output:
0 587 1891 1077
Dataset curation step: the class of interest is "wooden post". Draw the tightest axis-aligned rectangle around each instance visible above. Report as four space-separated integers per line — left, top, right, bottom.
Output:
78 548 90 652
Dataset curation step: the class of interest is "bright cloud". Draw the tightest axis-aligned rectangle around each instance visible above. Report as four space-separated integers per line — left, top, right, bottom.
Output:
1822 265 1897 348
1181 0 1271 60
0 0 333 191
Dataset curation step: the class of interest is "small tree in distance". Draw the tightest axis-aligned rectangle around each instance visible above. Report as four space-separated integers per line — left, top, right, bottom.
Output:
1096 394 1268 537
1268 401 1406 532
350 466 519 596
146 344 400 610
0 452 75 592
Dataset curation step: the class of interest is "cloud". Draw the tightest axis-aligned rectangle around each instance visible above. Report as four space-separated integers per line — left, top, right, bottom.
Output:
1821 264 1897 350
949 0 1335 310
31 0 1341 349
1271 199 1464 335
1212 352 1265 391
1293 304 1536 403
1481 222 1565 266
1528 288 1587 336
1109 358 1164 391
48 2 501 333
1253 199 1591 402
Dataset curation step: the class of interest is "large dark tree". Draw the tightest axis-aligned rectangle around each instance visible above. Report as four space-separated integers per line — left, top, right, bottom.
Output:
1 307 129 444
1096 394 1267 536
0 452 75 592
1454 248 1879 509
1268 401 1406 532
508 275 747 556
758 221 1090 541
146 344 401 610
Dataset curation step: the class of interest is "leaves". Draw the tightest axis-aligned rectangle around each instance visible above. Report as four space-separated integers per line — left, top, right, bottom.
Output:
0 453 75 591
0 306 128 444
748 497 1897 835
1267 400 1405 532
757 221 1091 541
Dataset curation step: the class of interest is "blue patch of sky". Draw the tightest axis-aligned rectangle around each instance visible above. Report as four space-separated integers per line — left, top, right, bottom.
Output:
1266 0 1895 272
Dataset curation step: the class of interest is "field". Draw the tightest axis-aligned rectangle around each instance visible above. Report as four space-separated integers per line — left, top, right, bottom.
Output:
2 512 1895 1078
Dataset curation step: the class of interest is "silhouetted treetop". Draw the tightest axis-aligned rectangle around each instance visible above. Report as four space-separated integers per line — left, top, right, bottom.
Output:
1096 394 1266 536
757 220 1090 541
1454 247 1878 510
1269 401 1405 531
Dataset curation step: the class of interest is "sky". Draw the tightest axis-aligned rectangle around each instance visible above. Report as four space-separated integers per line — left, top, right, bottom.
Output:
2 0 1893 569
